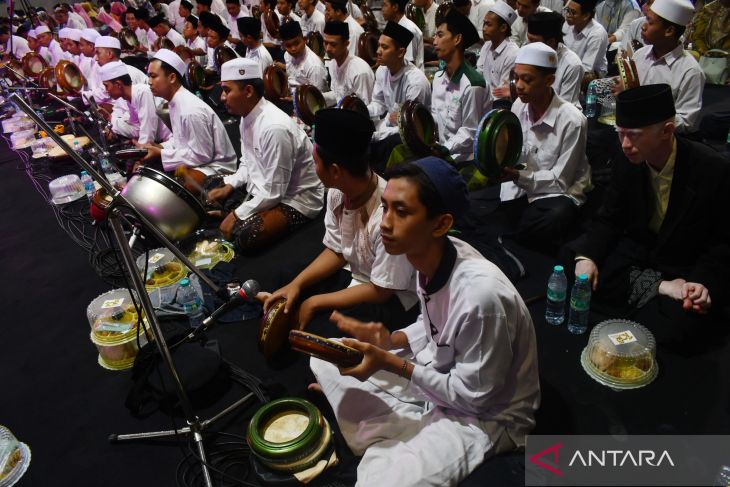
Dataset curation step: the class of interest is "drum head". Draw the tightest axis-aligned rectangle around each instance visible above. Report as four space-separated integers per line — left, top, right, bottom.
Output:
258 299 294 359
398 100 438 157
357 31 379 67
55 60 86 96
472 109 523 179
174 45 194 62
263 9 280 38
21 52 47 79
306 31 324 58
263 64 289 101
337 94 369 119
38 67 57 90
119 27 139 50
214 45 238 71
186 60 206 91
121 166 206 240
293 84 325 126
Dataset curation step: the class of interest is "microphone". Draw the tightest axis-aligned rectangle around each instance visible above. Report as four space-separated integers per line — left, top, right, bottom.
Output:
199 279 261 329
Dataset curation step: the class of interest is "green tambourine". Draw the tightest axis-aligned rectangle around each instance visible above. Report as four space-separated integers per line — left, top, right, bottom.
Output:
472 109 523 181
397 99 439 157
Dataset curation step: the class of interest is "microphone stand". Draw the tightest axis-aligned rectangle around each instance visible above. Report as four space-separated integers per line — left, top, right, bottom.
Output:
11 93 257 487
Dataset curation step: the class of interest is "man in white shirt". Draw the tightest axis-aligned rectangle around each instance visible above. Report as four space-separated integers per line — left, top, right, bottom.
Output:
626 0 704 133
563 0 609 76
58 28 82 65
266 108 418 330
324 0 364 58
148 15 187 48
260 0 284 59
208 57 324 252
179 0 195 20
381 0 425 69
141 49 237 176
368 22 432 170
510 0 551 46
310 156 540 487
0 26 30 60
613 0 652 51
431 10 488 162
299 0 326 35
527 10 584 107
204 15 235 71
322 20 375 105
168 0 188 32
100 61 172 144
55 5 87 30
499 42 591 246
477 1 520 107
184 15 209 66
78 29 100 83
35 26 66 67
279 21 328 91
124 8 149 54
239 16 275 74
226 0 250 45
132 8 159 55
198 0 229 26
595 0 642 43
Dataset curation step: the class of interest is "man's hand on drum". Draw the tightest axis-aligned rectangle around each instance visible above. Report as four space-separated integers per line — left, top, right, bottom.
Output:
492 84 511 99
387 111 398 125
264 282 302 315
139 144 161 163
501 166 520 183
219 211 239 240
207 183 234 203
331 311 393 350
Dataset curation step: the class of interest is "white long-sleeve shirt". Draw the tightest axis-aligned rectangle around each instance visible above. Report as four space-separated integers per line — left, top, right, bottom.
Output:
245 44 273 76
108 65 150 139
120 83 171 144
477 38 519 105
160 87 238 175
324 54 375 106
285 46 328 91
223 97 324 220
616 15 644 50
40 39 67 67
564 18 609 76
187 36 208 66
300 9 325 35
323 176 418 309
501 91 592 204
367 61 431 142
470 0 495 39
595 0 641 37
554 42 584 109
510 5 551 47
344 15 364 58
397 15 424 69
633 44 705 133
167 0 187 32
228 9 250 40
3 35 30 60
401 236 540 435
431 61 488 162
165 28 186 47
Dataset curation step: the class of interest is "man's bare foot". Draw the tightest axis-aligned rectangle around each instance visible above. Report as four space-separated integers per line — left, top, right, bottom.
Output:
307 382 322 394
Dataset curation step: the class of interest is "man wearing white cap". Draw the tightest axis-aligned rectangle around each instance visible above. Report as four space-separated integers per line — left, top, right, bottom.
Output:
206 57 324 252
563 0 609 76
499 42 591 246
623 0 705 133
100 61 171 145
58 28 82 65
78 28 101 83
509 0 551 47
35 25 67 67
0 25 30 61
142 49 237 177
477 1 520 107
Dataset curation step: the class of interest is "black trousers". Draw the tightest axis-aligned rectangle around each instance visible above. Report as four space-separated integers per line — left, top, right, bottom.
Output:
369 133 402 175
497 195 580 248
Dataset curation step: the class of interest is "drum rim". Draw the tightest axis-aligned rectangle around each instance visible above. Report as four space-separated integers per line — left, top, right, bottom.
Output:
21 51 47 77
293 84 325 126
133 166 206 220
357 31 379 66
258 298 290 356
263 64 288 100
186 60 205 91
336 94 369 119
473 108 522 177
247 398 324 458
120 27 139 49
55 60 85 95
214 45 238 71
398 100 436 156
306 31 324 58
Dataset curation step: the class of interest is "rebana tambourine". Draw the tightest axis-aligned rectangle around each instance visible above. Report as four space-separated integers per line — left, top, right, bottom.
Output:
247 398 332 473
214 45 238 72
472 108 523 180
306 31 324 58
55 60 86 96
20 51 47 79
357 30 379 67
509 68 518 101
263 9 280 39
289 330 364 368
38 67 56 91
616 51 639 90
405 2 426 31
435 1 454 24
398 99 439 157
336 93 369 119
118 27 139 51
361 4 380 33
263 64 289 101
174 45 194 63
293 84 325 126
259 298 295 359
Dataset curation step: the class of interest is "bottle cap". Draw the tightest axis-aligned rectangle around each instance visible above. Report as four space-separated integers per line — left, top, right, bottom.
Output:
81 170 87 175
180 277 190 286
554 265 564 272
578 274 589 281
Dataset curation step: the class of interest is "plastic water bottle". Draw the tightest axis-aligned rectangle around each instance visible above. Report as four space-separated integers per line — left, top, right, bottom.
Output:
545 265 568 326
176 277 205 328
100 156 112 174
73 140 83 156
568 274 592 334
80 170 94 199
585 81 597 118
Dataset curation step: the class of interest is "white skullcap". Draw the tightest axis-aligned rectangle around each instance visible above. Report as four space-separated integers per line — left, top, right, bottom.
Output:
489 1 518 26
99 61 129 81
220 57 261 82
650 0 694 26
152 49 187 78
81 28 101 43
515 41 558 68
95 36 121 49
35 25 51 35
59 28 82 42
27 28 36 38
